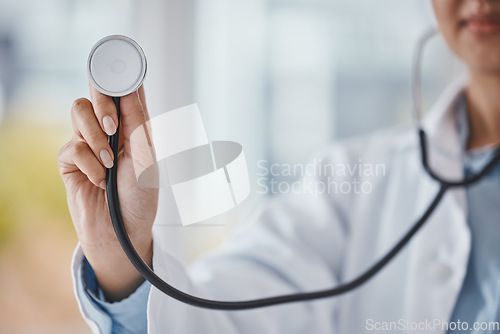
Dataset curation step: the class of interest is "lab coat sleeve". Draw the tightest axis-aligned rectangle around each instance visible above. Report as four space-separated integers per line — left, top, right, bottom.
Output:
71 245 151 334
84 258 151 334
71 245 112 334
147 146 352 333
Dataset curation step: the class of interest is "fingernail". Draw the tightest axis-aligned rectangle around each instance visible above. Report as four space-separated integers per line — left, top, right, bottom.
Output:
103 116 117 136
99 180 106 190
100 150 114 168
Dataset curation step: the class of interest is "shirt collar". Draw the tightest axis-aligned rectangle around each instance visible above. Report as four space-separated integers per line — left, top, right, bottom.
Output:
454 91 497 174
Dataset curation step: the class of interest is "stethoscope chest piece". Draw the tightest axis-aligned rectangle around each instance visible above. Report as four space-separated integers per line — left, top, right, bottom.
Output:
87 35 147 97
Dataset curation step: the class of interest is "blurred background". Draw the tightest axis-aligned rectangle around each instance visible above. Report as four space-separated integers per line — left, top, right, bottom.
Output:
0 0 464 332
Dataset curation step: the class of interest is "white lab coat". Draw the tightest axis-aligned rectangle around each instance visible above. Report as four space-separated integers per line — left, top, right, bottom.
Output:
72 78 472 334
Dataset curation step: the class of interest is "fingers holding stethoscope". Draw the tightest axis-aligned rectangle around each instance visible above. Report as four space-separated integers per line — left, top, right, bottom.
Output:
58 96 115 190
59 83 152 192
58 140 107 190
88 83 151 151
70 97 114 169
89 83 119 137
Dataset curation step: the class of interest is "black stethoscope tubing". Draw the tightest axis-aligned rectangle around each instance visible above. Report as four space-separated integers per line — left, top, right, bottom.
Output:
105 29 500 310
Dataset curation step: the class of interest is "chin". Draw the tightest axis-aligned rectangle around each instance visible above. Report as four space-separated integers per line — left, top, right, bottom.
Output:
461 44 500 75
472 57 500 75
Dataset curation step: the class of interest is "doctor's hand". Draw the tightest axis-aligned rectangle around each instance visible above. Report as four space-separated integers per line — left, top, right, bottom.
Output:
58 85 158 302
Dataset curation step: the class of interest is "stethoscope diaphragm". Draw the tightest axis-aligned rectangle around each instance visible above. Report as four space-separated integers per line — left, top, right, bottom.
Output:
87 35 147 97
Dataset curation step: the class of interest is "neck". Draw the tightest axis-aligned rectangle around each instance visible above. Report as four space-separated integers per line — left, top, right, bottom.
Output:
465 71 500 150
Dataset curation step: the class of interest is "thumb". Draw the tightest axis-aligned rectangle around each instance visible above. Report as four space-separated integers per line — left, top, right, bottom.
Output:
120 88 158 188
119 87 148 140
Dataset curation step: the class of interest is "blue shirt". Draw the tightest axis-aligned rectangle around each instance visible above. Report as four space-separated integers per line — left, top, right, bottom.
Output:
77 95 500 333
76 258 151 334
447 96 500 333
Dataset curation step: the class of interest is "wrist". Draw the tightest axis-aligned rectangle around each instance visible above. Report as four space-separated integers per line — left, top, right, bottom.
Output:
84 236 153 302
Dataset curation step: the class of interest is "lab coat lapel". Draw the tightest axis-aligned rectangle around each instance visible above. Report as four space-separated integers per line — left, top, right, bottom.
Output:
404 78 471 331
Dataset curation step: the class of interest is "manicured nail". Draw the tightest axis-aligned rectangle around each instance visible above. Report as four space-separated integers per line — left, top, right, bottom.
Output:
103 116 117 136
100 150 113 168
99 180 106 190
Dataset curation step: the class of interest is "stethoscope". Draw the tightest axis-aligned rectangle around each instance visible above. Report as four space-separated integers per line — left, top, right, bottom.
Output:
87 31 500 310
